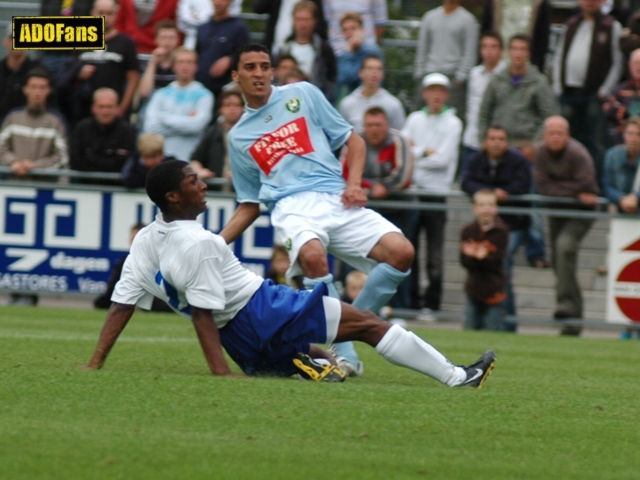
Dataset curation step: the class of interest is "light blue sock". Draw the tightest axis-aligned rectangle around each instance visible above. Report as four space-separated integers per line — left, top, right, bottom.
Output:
303 274 360 366
352 263 410 314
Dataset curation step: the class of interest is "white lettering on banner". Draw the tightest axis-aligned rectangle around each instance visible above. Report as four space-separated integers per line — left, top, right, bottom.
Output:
6 248 49 271
78 277 107 294
49 252 109 274
0 272 68 292
0 187 37 246
44 191 102 248
109 193 157 251
242 213 273 260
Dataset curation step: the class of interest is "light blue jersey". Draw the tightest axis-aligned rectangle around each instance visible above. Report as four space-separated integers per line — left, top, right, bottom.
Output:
228 82 353 210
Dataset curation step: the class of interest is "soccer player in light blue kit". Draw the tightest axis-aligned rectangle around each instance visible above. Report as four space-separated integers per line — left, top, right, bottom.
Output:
221 43 413 376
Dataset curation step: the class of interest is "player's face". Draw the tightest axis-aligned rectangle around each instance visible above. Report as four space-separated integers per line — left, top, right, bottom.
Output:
176 166 208 216
232 51 273 106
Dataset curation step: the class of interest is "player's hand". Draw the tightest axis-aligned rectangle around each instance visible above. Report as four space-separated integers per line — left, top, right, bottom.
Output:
577 192 599 206
342 184 367 208
78 64 96 80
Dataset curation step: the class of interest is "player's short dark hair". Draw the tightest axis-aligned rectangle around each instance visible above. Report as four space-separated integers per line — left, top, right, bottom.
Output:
480 30 503 49
485 124 510 139
509 33 531 50
26 68 51 86
232 43 270 72
360 55 383 71
145 160 189 213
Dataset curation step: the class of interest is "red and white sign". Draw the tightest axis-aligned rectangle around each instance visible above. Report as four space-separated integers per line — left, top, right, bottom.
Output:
249 118 315 175
606 218 640 323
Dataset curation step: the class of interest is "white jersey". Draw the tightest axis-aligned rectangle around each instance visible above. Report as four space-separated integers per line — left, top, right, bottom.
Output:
112 214 263 327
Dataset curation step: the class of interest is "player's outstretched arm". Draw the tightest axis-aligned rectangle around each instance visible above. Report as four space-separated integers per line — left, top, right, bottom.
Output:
82 303 136 370
219 202 261 244
191 306 240 377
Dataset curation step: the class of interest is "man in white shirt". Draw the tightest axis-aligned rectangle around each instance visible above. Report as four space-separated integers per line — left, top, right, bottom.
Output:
82 160 497 387
339 56 405 131
402 73 462 312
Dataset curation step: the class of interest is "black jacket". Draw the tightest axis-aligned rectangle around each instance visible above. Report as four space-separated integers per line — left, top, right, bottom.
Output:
190 120 226 178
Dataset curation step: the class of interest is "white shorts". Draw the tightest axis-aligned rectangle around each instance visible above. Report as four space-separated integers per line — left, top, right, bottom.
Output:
270 191 402 278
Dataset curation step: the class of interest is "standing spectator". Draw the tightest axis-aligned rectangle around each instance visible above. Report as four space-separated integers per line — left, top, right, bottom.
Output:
138 20 181 101
190 89 244 186
114 0 180 54
254 0 326 55
552 0 624 180
57 0 140 127
323 0 387 57
339 56 405 131
144 48 213 161
0 69 68 307
402 73 462 312
460 190 509 331
478 34 556 153
603 48 640 141
481 0 552 73
178 0 242 50
461 31 505 174
195 0 251 100
0 26 44 123
334 12 383 99
276 1 337 103
461 126 532 331
121 133 179 188
534 115 600 335
70 88 136 184
413 0 478 119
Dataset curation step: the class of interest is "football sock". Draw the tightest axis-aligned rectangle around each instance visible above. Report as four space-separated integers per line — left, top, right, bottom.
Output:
375 325 466 386
352 263 410 314
303 274 360 367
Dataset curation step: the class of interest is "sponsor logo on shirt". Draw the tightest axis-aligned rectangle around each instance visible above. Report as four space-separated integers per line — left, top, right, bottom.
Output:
285 98 301 113
248 118 315 175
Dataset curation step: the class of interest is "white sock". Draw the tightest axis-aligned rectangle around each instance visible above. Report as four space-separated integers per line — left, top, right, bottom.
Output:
375 325 466 386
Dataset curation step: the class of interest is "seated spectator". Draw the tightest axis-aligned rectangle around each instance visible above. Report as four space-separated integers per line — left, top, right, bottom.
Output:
70 88 136 184
339 56 405 131
533 115 600 335
0 69 68 179
190 89 244 186
273 54 299 86
144 48 213 161
122 133 179 188
402 73 463 312
0 68 68 307
342 107 412 198
94 222 172 312
138 20 181 101
276 0 337 103
461 31 505 175
57 0 140 127
195 0 251 99
461 126 531 332
178 0 242 50
254 0 326 54
603 115 640 213
460 189 509 331
115 0 180 53
0 25 44 123
334 12 382 99
604 48 640 142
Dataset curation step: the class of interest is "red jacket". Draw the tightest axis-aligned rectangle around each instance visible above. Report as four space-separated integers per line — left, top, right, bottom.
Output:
115 0 180 53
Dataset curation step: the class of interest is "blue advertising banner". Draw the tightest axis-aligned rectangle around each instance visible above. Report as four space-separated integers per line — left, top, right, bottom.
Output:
0 185 276 295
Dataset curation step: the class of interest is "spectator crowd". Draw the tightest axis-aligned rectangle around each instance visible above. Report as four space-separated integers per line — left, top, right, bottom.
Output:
1 0 638 336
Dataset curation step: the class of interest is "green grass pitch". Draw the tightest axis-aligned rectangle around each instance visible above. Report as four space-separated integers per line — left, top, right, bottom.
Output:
1 306 640 480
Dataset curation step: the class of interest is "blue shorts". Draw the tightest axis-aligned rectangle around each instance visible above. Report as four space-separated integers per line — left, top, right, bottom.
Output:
219 280 337 377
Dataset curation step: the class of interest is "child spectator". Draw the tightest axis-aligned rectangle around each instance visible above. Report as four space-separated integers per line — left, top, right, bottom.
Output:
340 270 368 304
264 245 304 289
460 189 509 331
121 133 179 188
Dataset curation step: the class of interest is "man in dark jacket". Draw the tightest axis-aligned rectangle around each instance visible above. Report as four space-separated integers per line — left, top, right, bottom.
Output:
70 88 136 184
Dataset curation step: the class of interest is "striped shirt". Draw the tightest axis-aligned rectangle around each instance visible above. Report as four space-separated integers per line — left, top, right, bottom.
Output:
323 0 387 56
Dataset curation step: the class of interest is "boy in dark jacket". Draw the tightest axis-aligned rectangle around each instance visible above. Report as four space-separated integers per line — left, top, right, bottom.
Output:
460 189 509 330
